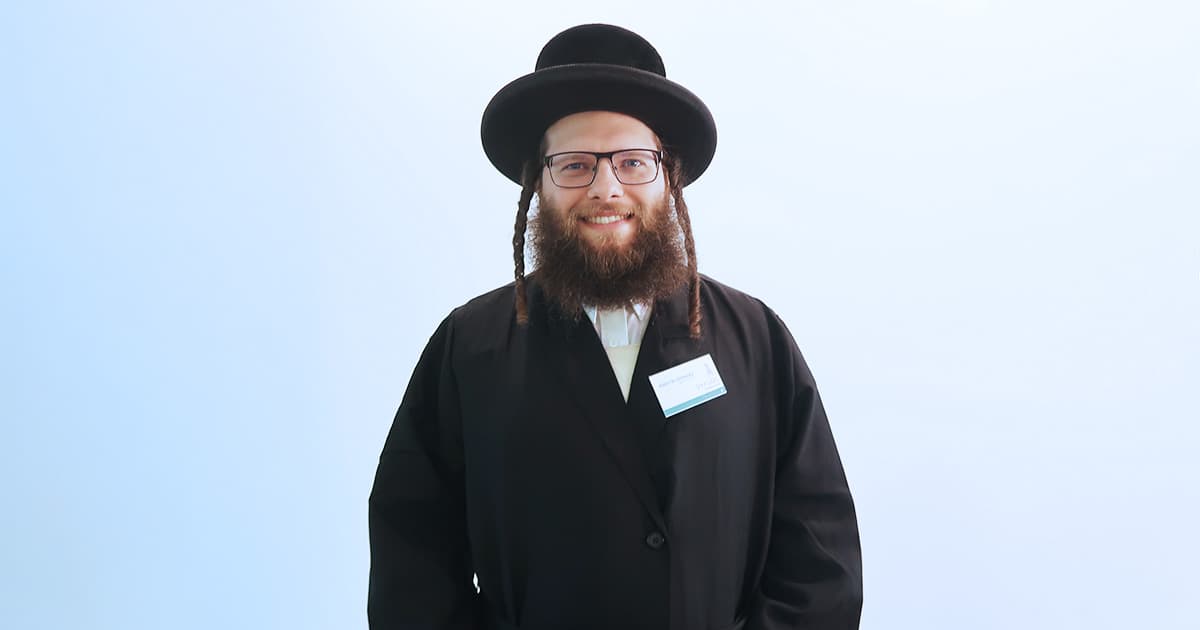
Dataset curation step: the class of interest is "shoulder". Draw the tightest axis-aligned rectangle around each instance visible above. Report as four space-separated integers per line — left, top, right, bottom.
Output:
452 281 516 320
695 273 783 330
696 273 806 364
697 274 768 313
437 280 518 353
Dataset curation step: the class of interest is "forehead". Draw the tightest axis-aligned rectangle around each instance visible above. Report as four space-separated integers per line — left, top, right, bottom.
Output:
543 111 660 154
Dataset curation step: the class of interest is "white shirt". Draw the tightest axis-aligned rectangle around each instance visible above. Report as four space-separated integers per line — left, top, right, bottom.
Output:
583 302 651 402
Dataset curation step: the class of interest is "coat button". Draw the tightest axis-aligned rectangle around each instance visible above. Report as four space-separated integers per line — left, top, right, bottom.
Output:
645 531 666 549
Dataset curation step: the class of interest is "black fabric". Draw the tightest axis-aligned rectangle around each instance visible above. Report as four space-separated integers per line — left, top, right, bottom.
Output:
481 24 718 187
368 274 863 630
535 24 666 75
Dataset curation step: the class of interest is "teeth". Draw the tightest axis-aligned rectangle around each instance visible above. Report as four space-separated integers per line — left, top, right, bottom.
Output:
585 215 629 225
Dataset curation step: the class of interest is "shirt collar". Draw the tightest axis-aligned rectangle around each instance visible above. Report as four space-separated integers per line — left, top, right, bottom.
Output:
583 301 651 321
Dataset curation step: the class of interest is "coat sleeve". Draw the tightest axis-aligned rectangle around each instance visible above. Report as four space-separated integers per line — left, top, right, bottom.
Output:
746 309 863 630
368 313 479 630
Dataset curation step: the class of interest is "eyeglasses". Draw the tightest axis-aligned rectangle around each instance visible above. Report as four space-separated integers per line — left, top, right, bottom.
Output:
543 149 663 188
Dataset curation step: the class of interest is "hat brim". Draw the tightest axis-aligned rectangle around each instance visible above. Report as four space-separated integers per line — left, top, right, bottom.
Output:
481 64 717 187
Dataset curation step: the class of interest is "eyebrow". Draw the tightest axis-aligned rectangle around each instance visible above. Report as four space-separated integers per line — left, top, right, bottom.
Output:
543 137 664 155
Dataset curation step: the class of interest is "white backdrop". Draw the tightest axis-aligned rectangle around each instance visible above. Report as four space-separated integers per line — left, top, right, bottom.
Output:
3 1 1197 628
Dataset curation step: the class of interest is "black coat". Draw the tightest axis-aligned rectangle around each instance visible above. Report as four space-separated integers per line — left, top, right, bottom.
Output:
369 274 862 630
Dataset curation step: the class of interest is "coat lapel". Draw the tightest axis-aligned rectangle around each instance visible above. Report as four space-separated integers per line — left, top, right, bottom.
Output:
627 287 693 446
527 277 709 530
626 284 708 509
528 279 668 532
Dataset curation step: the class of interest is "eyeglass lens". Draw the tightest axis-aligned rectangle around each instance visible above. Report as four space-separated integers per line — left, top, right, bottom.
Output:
547 150 660 187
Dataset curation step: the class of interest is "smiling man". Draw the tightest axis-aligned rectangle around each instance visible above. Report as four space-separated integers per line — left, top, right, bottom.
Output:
531 112 690 344
368 24 862 630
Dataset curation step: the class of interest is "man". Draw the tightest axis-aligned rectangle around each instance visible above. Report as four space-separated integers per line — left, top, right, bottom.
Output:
369 24 862 630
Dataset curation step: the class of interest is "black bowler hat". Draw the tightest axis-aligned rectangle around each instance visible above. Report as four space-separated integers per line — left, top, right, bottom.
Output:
481 24 717 187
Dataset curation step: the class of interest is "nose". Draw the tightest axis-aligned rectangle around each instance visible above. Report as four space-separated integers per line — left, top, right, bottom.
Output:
587 156 623 201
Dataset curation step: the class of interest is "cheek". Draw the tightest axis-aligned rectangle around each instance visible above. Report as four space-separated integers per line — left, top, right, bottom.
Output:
540 189 584 214
632 188 671 224
633 180 668 203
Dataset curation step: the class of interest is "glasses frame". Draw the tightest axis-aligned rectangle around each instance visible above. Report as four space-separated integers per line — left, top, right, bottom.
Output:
542 148 664 189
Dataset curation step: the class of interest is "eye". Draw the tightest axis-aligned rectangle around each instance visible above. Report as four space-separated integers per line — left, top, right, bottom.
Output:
551 154 596 174
620 158 645 168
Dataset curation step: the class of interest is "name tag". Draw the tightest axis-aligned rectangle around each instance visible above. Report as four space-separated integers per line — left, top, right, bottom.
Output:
648 354 727 418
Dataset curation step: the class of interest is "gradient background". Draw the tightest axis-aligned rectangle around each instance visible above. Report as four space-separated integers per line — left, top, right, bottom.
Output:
3 1 1197 628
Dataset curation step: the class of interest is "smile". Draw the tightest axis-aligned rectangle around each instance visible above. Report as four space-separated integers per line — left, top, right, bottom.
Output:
582 214 634 225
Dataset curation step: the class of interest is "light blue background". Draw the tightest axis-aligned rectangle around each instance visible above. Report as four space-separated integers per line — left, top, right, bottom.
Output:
3 1 1197 628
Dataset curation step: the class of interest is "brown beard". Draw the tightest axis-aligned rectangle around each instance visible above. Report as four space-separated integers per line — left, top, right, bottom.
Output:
529 191 689 318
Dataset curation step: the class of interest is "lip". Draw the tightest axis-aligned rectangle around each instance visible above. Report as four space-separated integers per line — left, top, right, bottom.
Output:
578 212 635 229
